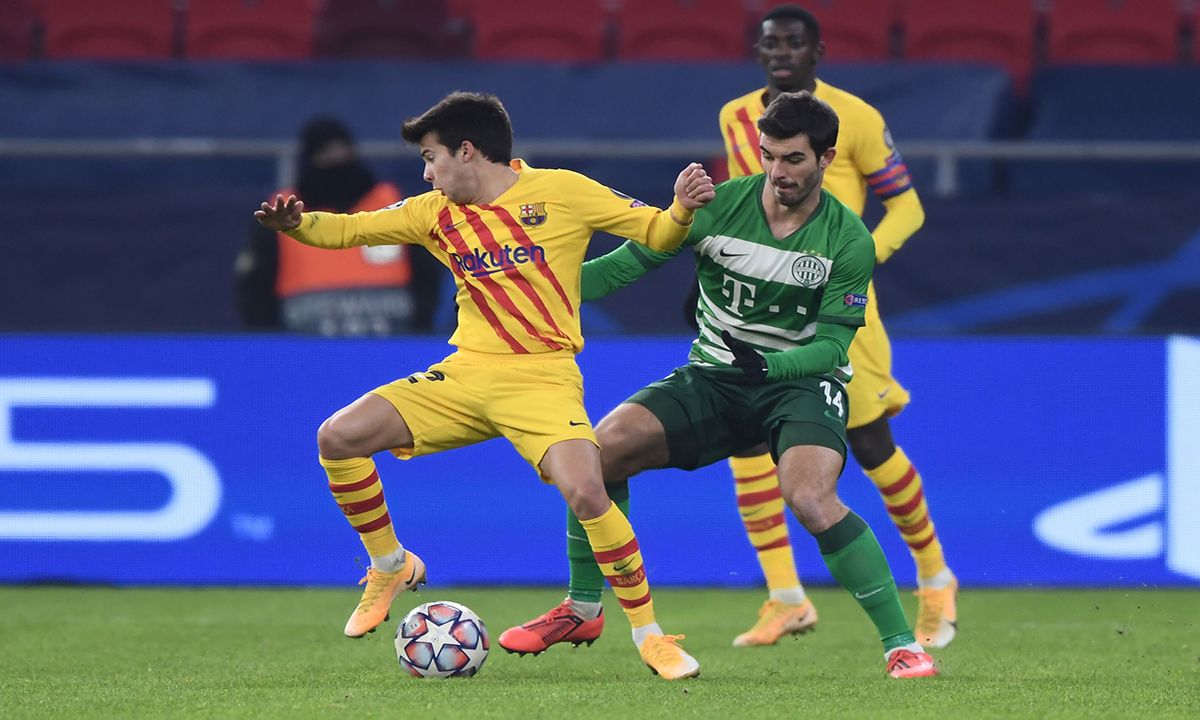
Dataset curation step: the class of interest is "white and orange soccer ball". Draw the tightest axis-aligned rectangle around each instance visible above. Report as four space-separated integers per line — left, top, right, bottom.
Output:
395 601 490 678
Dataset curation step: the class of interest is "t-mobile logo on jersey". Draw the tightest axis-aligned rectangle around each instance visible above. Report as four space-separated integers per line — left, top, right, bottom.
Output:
1033 337 1200 580
722 275 756 316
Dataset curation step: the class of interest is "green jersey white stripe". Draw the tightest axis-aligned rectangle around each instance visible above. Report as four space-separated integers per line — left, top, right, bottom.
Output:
681 175 874 381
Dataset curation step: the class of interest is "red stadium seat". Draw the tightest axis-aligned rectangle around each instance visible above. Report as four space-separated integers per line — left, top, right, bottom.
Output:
185 0 316 59
1046 0 1182 65
616 0 749 60
758 0 896 62
466 0 609 61
43 0 174 59
316 0 465 58
901 0 1036 86
0 0 36 60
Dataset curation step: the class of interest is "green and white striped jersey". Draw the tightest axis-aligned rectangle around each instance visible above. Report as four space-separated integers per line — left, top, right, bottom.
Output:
678 175 874 380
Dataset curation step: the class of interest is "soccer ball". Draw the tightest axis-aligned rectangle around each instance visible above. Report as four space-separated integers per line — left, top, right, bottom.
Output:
394 601 490 678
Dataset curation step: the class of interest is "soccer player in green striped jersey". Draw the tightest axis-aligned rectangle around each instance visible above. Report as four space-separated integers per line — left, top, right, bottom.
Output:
500 91 936 679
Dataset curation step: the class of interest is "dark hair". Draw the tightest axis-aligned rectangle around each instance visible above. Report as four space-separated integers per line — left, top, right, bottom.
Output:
400 91 513 163
760 4 820 42
299 116 355 164
757 91 839 155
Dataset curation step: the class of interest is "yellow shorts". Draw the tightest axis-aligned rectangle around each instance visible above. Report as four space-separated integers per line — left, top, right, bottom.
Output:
846 281 911 429
369 349 597 475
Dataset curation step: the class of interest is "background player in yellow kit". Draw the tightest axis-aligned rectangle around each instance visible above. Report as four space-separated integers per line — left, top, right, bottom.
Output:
254 91 715 680
717 4 956 648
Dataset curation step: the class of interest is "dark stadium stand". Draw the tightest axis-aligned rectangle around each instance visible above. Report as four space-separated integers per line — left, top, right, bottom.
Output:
1046 0 1184 65
315 0 466 58
901 0 1038 88
2 0 1198 69
0 0 34 60
185 0 317 60
467 0 609 61
42 0 174 59
615 0 749 60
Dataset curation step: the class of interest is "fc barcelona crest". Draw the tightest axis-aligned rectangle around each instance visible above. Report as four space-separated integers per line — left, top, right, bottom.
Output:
519 202 548 226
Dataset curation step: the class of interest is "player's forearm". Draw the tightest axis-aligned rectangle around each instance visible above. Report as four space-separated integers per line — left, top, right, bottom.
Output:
642 200 695 252
872 190 925 263
285 212 367 249
582 241 676 301
762 324 857 381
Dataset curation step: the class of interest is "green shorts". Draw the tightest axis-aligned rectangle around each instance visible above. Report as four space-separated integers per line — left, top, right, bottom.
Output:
626 365 849 471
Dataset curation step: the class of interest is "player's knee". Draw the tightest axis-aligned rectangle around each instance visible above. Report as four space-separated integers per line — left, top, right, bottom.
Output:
785 487 823 530
560 479 612 521
847 416 896 470
317 416 361 460
783 482 841 533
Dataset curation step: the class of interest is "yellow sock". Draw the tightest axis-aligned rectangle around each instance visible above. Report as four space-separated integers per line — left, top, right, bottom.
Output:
864 447 947 580
730 454 803 593
580 502 655 628
320 455 401 560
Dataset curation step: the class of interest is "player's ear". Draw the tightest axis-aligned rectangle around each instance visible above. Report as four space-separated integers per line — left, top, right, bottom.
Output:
813 40 826 65
457 140 475 162
819 147 837 168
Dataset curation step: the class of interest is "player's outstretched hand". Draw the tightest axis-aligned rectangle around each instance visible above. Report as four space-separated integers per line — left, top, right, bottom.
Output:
254 194 304 232
674 162 716 210
721 330 769 384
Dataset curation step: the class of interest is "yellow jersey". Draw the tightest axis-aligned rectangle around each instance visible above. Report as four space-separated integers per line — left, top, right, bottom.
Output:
287 159 689 355
718 79 914 215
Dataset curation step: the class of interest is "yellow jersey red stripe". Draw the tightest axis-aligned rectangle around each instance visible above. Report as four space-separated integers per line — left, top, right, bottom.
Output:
285 159 691 356
459 205 569 347
430 226 529 353
439 211 563 352
482 203 574 316
717 79 917 216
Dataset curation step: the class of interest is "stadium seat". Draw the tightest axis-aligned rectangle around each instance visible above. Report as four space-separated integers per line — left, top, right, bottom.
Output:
43 0 175 58
316 0 466 58
466 0 609 61
0 0 36 60
185 0 316 59
615 0 749 60
1046 0 1182 65
901 0 1036 87
758 0 896 61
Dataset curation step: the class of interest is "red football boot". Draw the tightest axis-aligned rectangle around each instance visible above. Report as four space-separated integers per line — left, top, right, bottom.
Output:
886 648 939 678
498 599 604 656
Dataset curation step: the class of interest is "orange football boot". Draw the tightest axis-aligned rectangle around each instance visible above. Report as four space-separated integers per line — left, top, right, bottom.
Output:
344 551 426 638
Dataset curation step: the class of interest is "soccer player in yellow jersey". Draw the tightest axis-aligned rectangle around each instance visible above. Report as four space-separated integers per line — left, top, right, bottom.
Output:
717 4 957 648
254 91 715 680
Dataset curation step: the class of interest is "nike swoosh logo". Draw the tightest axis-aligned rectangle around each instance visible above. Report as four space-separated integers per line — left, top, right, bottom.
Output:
402 564 418 585
854 587 884 600
718 249 747 258
569 421 589 427
876 389 890 399
823 409 843 422
613 558 635 572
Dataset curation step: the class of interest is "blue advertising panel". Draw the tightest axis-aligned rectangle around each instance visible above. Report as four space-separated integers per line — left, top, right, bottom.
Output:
0 335 1196 587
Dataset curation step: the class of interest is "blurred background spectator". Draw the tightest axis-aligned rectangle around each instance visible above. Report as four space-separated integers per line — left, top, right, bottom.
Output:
234 116 441 336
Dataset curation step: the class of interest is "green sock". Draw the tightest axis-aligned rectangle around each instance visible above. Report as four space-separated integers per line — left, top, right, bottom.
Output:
816 510 915 652
566 480 630 603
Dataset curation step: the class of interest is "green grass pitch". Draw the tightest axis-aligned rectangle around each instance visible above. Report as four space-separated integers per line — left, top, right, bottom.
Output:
1 586 1196 719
